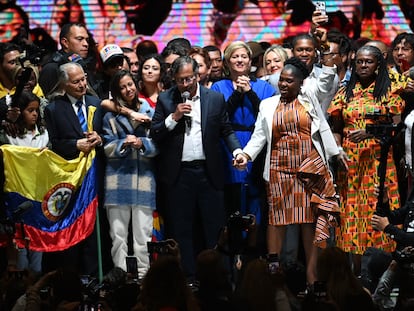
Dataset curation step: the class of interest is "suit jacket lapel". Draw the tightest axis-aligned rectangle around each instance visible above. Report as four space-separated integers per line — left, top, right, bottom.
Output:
61 94 84 135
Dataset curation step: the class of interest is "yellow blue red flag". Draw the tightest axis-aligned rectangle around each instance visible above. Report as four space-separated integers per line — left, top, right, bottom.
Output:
0 145 97 252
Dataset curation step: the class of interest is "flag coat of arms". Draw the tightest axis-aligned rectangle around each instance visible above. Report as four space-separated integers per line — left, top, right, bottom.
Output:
0 145 98 252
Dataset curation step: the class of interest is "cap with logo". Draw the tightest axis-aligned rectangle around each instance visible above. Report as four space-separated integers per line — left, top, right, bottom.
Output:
100 44 124 64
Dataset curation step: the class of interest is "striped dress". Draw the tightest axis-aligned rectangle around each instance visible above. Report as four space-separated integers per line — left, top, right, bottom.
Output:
267 99 326 225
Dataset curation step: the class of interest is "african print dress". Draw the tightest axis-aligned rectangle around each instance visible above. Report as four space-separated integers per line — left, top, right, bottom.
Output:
267 99 337 228
328 81 405 254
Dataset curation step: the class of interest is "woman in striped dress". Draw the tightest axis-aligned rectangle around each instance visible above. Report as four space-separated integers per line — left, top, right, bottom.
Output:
238 57 340 284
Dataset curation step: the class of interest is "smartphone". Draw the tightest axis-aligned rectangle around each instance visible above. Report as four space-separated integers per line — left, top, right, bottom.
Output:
147 240 170 254
314 1 326 15
125 256 138 280
266 254 280 274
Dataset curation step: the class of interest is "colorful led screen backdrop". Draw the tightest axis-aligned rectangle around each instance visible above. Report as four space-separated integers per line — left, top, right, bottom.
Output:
1 0 412 49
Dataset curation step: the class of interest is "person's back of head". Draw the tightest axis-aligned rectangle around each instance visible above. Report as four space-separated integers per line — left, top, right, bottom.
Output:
138 255 200 311
136 40 159 59
317 247 356 286
161 44 188 60
236 258 279 311
166 37 191 55
195 249 231 295
51 267 83 305
317 247 373 311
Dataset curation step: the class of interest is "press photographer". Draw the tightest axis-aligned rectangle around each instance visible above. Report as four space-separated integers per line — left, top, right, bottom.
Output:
79 267 138 311
21 267 136 311
371 187 414 310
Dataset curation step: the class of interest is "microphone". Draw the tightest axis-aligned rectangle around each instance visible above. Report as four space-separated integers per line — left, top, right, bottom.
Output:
181 91 192 130
181 91 190 102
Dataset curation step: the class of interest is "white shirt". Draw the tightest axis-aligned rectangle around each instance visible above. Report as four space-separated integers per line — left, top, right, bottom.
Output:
165 85 205 161
7 125 49 148
67 94 87 118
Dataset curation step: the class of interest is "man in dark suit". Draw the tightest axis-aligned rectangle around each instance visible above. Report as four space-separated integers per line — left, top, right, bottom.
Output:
44 61 104 275
151 56 247 279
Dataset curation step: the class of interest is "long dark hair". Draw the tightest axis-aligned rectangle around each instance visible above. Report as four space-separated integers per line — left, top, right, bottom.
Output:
109 69 139 109
14 90 44 138
137 53 166 91
346 45 390 103
317 247 371 311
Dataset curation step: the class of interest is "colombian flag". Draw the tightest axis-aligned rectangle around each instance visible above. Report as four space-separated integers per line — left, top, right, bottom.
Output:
0 145 98 252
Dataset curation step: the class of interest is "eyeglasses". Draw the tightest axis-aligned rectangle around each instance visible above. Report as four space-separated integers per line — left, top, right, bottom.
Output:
175 76 196 85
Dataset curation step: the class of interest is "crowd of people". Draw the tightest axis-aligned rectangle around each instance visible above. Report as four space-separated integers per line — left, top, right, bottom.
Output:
1 6 414 311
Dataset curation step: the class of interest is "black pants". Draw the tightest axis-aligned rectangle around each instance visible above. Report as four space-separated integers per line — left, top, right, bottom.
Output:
164 164 225 279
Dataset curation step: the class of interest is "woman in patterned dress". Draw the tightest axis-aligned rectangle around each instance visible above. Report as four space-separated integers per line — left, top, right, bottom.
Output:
328 45 405 276
238 57 340 284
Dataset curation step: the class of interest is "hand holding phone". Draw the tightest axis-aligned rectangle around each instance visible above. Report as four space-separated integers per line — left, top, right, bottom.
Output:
314 1 326 16
126 256 138 280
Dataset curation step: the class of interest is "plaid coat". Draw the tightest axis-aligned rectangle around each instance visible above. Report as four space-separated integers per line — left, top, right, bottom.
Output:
102 104 158 209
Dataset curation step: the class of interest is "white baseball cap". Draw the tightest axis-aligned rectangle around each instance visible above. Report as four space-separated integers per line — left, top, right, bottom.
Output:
100 44 124 64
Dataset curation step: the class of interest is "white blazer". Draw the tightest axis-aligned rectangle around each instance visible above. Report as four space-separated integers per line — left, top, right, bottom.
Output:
243 93 339 182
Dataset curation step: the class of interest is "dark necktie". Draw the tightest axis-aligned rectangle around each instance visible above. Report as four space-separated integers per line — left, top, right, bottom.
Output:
76 100 87 132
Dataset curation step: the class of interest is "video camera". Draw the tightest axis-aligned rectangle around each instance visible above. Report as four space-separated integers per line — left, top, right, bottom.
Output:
227 211 254 231
365 108 402 139
366 108 402 217
79 267 129 311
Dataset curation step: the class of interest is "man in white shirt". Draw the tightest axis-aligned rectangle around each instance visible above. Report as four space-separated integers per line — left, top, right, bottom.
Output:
151 56 246 279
